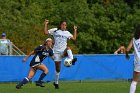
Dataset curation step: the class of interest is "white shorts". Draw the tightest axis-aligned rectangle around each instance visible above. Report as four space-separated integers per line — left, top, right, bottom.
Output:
134 61 140 72
53 52 64 62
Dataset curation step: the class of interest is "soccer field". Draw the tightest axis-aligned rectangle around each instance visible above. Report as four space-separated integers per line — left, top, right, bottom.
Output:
0 81 140 93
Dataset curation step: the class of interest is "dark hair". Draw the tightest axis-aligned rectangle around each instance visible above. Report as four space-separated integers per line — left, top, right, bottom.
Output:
134 24 140 39
57 20 67 30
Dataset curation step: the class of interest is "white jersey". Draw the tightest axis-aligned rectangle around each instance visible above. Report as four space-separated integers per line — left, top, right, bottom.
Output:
133 38 140 66
48 28 73 53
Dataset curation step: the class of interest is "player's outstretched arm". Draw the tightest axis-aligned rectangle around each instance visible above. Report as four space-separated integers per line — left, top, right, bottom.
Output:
44 19 49 35
125 39 133 60
114 48 120 54
114 46 126 54
71 25 77 41
22 51 35 62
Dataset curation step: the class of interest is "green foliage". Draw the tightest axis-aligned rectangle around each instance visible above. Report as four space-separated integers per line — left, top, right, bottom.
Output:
0 0 140 54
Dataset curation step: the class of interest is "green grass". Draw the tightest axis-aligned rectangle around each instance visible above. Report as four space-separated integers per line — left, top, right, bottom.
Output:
0 81 140 93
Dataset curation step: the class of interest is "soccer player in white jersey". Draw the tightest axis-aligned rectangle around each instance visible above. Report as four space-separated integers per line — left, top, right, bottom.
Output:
126 24 140 93
44 20 77 89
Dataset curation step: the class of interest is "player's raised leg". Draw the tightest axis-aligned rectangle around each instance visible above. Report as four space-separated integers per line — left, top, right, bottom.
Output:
64 47 77 65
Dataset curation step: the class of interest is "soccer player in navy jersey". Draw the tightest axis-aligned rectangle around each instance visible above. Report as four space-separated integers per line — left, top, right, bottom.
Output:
16 38 53 89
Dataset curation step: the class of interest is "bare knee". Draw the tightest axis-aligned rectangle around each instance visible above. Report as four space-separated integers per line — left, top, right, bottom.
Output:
27 68 36 79
41 67 49 74
44 70 49 74
27 75 34 79
133 71 140 82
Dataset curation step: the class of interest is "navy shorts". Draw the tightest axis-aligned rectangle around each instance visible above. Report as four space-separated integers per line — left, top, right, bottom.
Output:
30 61 42 68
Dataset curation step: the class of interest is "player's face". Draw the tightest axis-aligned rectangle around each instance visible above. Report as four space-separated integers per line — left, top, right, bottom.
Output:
46 40 52 48
60 22 67 31
1 36 6 39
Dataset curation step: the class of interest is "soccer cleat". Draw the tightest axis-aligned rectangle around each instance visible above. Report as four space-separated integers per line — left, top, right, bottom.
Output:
53 82 59 89
72 58 77 65
16 84 22 89
36 81 45 87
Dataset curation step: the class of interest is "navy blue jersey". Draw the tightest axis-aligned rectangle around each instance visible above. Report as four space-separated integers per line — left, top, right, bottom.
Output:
31 45 53 63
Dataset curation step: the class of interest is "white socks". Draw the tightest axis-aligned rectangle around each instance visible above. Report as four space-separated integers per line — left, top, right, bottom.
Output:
55 71 60 84
54 49 73 85
67 49 73 60
129 81 137 93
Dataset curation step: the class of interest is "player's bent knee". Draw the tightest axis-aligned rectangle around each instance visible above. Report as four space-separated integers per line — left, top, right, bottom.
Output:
27 75 33 79
44 70 49 74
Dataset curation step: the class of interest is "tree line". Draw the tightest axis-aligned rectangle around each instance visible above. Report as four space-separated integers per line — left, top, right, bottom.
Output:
0 0 140 54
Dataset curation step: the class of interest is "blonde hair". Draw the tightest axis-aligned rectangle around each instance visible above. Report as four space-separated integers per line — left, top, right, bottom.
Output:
45 38 52 42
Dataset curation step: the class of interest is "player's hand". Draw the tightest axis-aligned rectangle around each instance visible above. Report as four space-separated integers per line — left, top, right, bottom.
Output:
22 58 27 62
45 19 49 25
74 25 77 31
